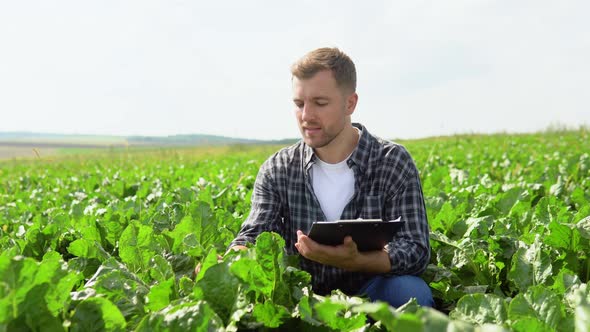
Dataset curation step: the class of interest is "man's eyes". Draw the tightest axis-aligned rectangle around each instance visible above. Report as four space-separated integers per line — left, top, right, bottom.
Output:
293 101 328 108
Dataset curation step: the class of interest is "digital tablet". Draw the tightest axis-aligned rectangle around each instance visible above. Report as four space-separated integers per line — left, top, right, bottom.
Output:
307 219 404 251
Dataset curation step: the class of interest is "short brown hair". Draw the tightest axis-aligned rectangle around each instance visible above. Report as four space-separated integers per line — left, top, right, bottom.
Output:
291 47 356 93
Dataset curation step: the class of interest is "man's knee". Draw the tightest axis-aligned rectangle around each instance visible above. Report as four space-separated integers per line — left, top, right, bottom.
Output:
361 275 434 308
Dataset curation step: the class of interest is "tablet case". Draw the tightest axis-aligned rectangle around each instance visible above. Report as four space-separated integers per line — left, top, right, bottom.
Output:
307 219 404 251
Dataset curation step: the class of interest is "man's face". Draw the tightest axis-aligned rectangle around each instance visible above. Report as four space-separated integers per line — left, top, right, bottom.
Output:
292 70 356 149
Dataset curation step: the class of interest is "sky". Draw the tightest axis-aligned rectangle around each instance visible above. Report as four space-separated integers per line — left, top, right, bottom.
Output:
0 1 588 140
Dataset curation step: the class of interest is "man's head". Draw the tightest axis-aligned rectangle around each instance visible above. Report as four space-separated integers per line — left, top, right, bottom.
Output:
290 47 356 95
291 47 359 151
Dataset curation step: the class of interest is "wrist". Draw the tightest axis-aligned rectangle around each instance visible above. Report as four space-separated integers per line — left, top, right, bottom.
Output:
351 250 391 273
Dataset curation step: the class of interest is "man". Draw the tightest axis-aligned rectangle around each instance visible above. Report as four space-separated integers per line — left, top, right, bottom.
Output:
228 47 433 307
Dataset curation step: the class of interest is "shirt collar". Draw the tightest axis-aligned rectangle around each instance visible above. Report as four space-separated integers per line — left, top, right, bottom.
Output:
303 122 372 173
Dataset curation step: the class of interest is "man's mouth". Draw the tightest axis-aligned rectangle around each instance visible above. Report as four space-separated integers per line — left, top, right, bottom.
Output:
303 126 321 135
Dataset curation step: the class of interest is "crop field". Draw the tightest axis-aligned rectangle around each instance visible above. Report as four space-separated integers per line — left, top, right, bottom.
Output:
1 130 589 331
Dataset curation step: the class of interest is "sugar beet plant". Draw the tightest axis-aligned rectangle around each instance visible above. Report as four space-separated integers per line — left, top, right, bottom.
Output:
1 131 589 331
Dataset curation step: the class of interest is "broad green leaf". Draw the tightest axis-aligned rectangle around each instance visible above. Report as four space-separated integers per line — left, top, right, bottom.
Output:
70 297 126 332
148 254 174 283
352 302 398 330
255 232 291 304
195 247 219 282
197 261 241 324
0 255 39 321
495 187 526 215
83 258 149 326
37 252 82 317
576 216 590 240
189 201 219 250
449 293 508 325
252 300 290 328
314 299 366 331
574 284 590 332
508 285 564 329
135 300 224 331
391 313 424 331
146 277 175 312
178 276 194 298
7 283 64 332
166 214 203 256
118 221 165 272
507 236 552 292
545 220 576 250
294 295 322 326
512 318 552 332
67 238 110 261
551 268 581 294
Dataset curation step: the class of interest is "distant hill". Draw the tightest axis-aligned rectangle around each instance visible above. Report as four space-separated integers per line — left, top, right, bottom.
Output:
0 132 298 147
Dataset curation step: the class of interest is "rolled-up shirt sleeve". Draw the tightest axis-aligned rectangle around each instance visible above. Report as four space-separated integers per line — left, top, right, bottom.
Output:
384 166 430 276
229 159 283 248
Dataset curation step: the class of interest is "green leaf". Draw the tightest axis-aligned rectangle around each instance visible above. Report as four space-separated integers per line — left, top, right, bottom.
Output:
392 313 424 331
9 283 65 332
575 215 590 240
252 300 290 328
449 293 508 325
195 247 219 282
255 232 290 304
314 295 366 331
229 232 293 306
512 318 553 332
67 238 110 261
135 300 224 331
146 277 175 312
507 236 552 292
352 302 398 331
0 255 39 321
551 268 581 294
545 220 576 250
84 258 149 326
178 276 194 298
197 261 241 324
495 187 526 215
508 285 564 329
294 295 322 326
574 284 590 332
70 297 126 332
118 221 165 272
148 254 174 283
166 214 204 256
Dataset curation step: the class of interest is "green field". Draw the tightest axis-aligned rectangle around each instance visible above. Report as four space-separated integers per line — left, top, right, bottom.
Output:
1 130 589 331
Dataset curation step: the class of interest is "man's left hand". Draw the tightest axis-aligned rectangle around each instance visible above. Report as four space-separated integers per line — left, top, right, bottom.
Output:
295 230 362 271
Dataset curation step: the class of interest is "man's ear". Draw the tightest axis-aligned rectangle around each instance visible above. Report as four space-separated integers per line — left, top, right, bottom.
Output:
345 92 358 115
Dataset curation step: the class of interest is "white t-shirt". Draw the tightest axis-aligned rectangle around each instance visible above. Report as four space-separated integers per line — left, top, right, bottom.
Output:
311 156 355 221
311 129 361 221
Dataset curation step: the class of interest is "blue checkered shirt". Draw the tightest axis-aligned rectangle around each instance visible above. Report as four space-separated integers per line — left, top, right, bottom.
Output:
229 123 430 295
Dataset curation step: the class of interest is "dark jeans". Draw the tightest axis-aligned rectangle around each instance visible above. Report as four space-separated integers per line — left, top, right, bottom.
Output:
358 275 434 308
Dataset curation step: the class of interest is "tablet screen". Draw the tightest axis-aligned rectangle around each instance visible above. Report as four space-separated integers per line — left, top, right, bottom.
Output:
307 219 403 251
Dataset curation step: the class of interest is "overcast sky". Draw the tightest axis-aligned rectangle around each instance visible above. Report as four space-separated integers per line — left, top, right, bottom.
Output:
0 1 588 140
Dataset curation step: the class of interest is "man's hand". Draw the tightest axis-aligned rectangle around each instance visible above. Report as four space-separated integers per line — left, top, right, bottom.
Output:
294 230 391 273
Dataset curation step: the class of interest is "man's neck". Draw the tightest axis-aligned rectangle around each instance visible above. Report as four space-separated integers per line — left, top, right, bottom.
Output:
314 125 360 164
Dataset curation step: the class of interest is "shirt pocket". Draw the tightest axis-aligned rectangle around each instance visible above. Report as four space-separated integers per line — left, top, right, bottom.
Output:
360 194 383 220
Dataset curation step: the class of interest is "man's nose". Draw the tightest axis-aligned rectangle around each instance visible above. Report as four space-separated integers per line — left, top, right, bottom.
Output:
301 105 315 122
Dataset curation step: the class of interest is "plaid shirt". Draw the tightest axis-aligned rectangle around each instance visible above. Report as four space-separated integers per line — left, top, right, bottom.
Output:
229 123 430 295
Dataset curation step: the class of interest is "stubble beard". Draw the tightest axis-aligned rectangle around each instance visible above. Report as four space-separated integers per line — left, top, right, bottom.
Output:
302 124 344 149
